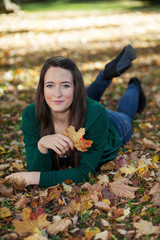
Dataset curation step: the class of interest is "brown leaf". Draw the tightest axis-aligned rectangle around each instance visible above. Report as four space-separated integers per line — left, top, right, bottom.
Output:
46 218 71 235
15 197 31 209
65 125 93 152
142 138 160 150
101 187 116 204
114 154 130 171
94 230 109 240
109 180 138 199
38 185 62 205
0 163 10 171
81 182 92 190
0 179 13 197
149 182 160 195
100 161 114 171
152 191 160 207
94 201 110 211
13 207 50 236
133 219 160 237
1 232 18 240
10 176 27 191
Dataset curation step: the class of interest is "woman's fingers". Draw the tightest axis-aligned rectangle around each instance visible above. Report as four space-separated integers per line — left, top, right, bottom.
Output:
52 139 70 155
38 134 74 155
57 134 74 150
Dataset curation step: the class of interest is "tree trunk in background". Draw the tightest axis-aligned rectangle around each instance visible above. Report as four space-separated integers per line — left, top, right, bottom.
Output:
0 0 20 13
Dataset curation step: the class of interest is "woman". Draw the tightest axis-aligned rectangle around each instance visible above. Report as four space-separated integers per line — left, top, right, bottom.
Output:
6 45 146 187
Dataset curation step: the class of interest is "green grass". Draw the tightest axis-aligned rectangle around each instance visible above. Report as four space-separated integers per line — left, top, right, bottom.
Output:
19 0 156 12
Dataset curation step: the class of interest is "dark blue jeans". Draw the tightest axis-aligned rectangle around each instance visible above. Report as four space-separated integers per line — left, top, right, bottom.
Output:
87 71 140 144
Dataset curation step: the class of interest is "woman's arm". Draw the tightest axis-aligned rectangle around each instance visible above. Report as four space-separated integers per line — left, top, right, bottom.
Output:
5 172 40 186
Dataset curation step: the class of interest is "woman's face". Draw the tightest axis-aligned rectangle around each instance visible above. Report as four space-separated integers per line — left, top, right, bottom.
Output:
44 66 74 115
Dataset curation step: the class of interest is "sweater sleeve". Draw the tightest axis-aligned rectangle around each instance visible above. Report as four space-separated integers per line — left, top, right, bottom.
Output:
21 105 52 172
39 106 109 187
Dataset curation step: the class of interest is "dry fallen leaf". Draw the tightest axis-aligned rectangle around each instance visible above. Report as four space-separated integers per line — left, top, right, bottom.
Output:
46 218 71 235
142 138 160 150
10 176 27 191
0 178 13 197
133 219 160 237
0 163 10 171
13 207 50 236
62 182 73 193
0 207 12 218
94 230 109 240
24 234 48 240
9 162 24 171
149 182 160 195
115 207 130 221
65 125 93 152
109 180 138 199
94 201 110 211
97 174 109 184
15 197 31 209
85 227 101 240
119 165 137 175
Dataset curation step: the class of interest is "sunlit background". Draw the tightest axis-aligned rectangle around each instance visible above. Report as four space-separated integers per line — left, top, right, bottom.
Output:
0 0 160 111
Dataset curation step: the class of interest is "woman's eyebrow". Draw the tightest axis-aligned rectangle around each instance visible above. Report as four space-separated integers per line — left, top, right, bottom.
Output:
45 80 72 85
45 81 53 84
61 81 72 84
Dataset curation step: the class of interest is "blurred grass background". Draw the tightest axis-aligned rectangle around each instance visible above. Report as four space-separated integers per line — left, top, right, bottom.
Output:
18 0 160 12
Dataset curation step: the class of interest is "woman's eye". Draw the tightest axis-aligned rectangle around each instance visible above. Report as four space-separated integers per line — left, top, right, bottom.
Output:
46 84 53 88
63 84 70 88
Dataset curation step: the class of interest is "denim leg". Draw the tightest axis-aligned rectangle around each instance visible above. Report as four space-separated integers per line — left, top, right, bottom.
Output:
87 70 112 101
117 83 139 120
107 83 140 144
107 110 133 144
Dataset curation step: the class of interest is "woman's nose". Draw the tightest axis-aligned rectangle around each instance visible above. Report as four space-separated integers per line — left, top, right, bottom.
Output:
54 86 62 97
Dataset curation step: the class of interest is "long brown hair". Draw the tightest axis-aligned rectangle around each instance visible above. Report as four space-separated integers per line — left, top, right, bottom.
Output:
35 56 87 169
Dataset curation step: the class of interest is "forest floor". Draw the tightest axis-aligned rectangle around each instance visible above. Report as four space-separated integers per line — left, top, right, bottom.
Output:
0 7 160 240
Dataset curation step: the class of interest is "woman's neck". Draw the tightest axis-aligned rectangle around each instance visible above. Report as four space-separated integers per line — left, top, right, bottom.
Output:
52 111 70 133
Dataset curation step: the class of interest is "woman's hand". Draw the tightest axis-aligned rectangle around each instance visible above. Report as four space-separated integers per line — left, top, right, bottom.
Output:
5 172 40 187
38 134 74 156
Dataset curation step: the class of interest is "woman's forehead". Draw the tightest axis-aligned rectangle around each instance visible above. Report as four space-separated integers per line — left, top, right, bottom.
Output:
44 66 73 83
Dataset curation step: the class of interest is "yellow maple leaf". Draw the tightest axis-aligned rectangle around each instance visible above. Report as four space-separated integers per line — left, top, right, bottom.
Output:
152 154 159 163
119 165 137 175
13 207 50 236
65 125 93 152
0 207 11 218
85 227 101 240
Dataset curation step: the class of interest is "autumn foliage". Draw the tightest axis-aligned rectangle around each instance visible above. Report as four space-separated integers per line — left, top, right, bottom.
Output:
65 126 93 152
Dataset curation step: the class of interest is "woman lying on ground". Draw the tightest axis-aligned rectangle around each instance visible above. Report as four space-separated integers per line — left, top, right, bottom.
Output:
6 45 146 187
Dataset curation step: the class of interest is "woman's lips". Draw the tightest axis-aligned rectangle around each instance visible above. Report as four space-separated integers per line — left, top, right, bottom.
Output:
52 100 64 104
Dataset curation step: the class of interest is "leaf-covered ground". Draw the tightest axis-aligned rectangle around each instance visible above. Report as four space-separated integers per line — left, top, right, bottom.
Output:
0 8 160 240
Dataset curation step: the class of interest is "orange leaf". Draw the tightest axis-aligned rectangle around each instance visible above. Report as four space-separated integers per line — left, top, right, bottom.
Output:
65 126 93 152
13 207 50 236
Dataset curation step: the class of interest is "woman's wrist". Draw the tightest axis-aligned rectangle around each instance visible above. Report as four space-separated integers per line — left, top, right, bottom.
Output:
38 137 48 154
28 172 40 185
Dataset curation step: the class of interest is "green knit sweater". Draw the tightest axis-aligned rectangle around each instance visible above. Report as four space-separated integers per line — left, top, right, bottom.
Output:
21 97 122 187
